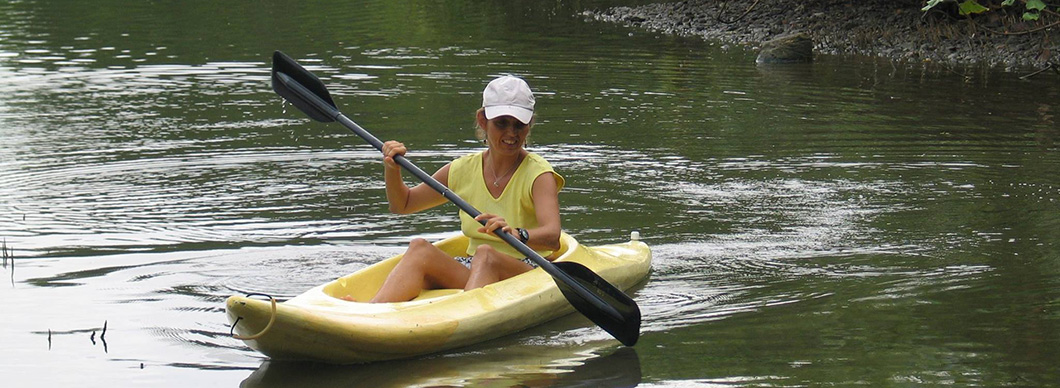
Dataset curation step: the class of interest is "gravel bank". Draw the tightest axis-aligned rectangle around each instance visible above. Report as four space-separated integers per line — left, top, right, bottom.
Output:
584 0 1059 70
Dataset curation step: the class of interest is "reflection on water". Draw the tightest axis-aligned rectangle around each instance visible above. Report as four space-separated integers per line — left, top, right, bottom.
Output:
3 0 1060 386
243 343 640 388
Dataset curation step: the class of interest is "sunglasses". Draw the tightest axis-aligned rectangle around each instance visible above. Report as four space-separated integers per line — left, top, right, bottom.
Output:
489 117 529 131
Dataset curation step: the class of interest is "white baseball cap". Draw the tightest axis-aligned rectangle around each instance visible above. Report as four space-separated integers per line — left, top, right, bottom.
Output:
482 75 535 124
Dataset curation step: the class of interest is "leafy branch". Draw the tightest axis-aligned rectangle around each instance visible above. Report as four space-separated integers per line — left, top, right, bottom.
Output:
923 0 1053 20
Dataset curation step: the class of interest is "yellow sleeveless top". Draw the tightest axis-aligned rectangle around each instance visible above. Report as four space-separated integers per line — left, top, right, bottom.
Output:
448 151 565 257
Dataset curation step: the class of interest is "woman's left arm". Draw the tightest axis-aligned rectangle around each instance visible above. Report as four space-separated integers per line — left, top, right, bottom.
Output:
526 172 562 252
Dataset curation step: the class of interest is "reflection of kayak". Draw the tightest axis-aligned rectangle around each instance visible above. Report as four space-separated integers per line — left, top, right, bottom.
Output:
241 340 642 387
226 232 651 364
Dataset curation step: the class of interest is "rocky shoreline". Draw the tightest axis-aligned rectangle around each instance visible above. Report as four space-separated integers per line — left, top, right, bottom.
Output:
583 0 1059 71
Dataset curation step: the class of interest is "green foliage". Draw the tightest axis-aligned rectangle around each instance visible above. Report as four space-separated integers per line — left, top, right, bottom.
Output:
958 0 990 15
1025 0 1047 10
1023 0 1046 20
923 0 1053 22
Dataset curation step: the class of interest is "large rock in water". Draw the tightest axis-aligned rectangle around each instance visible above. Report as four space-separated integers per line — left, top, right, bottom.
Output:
756 33 814 64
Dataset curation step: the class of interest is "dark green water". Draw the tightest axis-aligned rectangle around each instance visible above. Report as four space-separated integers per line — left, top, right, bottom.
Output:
2 0 1059 386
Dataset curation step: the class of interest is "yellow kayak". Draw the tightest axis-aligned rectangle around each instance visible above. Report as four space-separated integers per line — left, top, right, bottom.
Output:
225 232 651 364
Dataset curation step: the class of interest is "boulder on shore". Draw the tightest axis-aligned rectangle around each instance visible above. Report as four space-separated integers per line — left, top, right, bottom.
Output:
756 32 814 64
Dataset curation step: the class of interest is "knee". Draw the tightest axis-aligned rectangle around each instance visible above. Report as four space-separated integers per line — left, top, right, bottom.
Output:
398 239 434 267
470 244 498 267
472 244 497 257
408 238 432 251
406 238 435 257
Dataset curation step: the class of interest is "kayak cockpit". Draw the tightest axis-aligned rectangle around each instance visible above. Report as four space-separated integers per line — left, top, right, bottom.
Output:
320 233 575 303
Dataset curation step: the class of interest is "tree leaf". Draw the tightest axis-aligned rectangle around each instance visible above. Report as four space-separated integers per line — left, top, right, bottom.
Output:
958 0 990 15
1023 11 1041 20
1026 0 1046 11
1001 0 1015 6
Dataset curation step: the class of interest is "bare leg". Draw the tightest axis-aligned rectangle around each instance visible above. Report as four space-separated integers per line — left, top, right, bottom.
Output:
465 244 534 290
370 238 470 303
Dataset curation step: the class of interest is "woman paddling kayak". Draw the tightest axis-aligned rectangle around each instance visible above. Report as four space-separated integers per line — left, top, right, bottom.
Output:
228 54 645 355
366 75 565 303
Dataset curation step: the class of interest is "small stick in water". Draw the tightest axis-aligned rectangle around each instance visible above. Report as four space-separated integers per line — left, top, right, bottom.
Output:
101 321 109 353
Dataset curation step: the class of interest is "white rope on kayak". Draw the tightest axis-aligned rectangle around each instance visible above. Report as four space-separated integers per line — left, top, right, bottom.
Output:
231 293 277 341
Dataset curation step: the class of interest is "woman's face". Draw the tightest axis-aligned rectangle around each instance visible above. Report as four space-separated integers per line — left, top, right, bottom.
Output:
484 115 530 155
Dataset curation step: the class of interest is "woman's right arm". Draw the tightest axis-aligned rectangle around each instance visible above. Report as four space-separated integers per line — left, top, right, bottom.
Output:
382 140 450 214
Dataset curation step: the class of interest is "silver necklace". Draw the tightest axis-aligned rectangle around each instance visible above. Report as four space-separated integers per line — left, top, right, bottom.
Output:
488 154 522 187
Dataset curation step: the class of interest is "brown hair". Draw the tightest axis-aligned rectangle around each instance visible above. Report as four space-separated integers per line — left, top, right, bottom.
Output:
474 108 488 141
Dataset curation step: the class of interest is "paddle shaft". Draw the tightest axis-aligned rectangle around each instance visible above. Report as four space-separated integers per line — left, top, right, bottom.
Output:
275 72 624 322
343 115 624 321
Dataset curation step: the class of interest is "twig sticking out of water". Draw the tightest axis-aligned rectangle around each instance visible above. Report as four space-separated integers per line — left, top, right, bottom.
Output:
88 321 110 352
1020 62 1055 80
3 240 12 286
101 321 109 353
48 329 52 350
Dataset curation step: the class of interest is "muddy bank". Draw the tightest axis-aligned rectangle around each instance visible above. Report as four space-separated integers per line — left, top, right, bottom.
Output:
583 0 1059 70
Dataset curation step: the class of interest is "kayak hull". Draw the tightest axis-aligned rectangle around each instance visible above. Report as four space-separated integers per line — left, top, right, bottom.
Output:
225 232 651 364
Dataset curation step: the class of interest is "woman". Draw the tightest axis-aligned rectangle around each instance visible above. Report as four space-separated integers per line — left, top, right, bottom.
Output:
368 75 565 303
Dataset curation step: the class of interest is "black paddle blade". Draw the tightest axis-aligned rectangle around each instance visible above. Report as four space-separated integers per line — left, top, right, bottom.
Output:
271 51 338 122
553 261 641 346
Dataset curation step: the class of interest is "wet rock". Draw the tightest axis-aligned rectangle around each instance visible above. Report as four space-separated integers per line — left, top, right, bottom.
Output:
756 32 813 64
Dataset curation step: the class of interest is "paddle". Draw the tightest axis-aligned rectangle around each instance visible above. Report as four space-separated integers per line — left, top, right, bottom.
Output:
269 51 641 346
